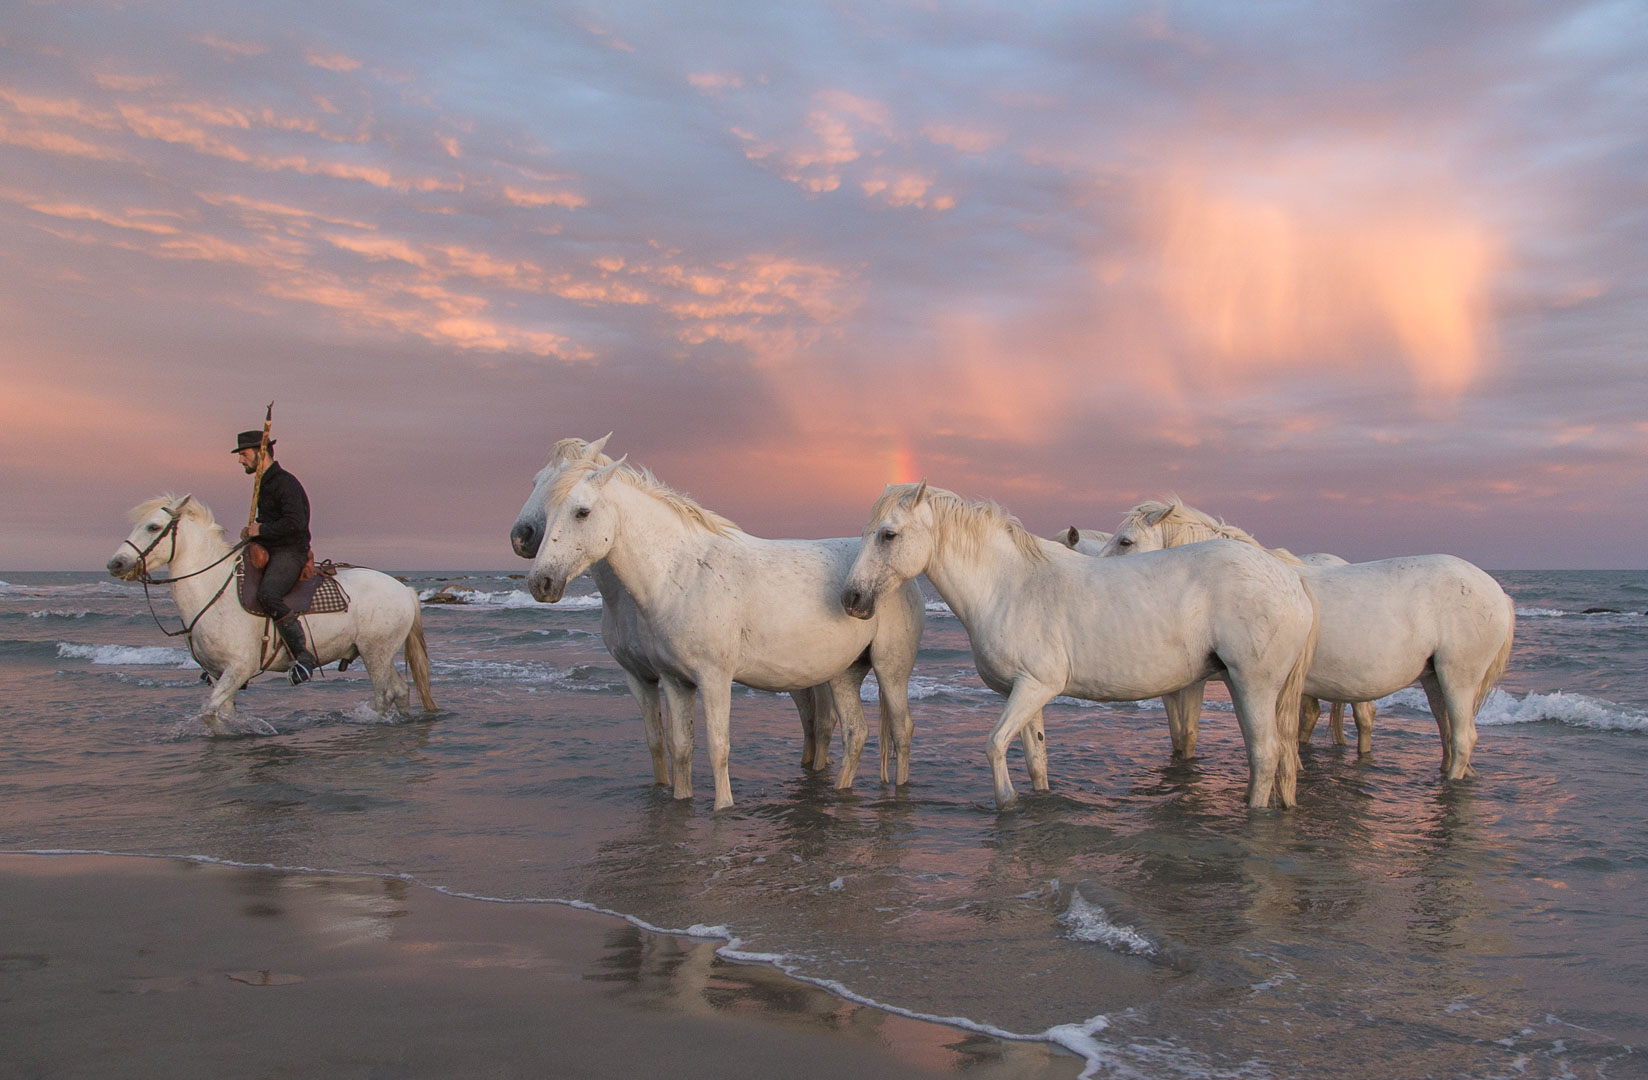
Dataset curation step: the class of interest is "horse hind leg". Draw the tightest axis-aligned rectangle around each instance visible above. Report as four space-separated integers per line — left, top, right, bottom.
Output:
1165 682 1206 758
1299 697 1321 744
1418 672 1457 776
1429 662 1483 781
359 638 409 715
829 670 871 791
624 673 670 786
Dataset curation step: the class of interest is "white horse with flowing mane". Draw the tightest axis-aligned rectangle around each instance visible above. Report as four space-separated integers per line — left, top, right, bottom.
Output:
511 436 847 785
1098 498 1515 776
523 444 924 810
841 482 1319 810
107 495 435 734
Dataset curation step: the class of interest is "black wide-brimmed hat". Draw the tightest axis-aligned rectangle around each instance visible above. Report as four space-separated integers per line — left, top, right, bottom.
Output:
232 430 275 453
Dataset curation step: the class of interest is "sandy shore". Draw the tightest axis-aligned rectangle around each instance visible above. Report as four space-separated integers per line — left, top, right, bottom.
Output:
0 853 1083 1079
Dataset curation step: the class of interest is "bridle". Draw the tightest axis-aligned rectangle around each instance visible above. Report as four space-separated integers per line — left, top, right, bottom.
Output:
121 499 247 644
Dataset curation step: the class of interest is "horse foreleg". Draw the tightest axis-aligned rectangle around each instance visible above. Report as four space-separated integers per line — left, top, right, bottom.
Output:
199 663 255 736
986 681 1059 810
698 679 736 810
625 673 671 786
659 676 698 802
1351 701 1375 755
1328 701 1347 746
875 666 915 787
1021 709 1050 791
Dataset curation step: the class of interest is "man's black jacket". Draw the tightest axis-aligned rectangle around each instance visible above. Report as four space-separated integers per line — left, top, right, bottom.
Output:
255 462 311 551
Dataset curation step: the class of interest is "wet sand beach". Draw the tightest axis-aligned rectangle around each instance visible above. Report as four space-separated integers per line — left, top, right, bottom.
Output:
0 853 1083 1080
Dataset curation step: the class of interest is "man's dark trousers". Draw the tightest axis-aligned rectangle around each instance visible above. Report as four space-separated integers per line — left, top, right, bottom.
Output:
256 546 307 621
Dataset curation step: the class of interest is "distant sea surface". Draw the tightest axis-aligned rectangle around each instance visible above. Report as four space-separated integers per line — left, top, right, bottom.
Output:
3 568 1645 1078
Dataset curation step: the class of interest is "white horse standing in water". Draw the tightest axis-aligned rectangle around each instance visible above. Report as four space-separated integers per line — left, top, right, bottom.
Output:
510 437 847 785
1099 499 1515 777
524 446 924 810
841 482 1319 810
107 495 435 734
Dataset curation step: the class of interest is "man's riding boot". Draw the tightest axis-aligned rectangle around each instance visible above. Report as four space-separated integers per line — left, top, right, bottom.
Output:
275 616 317 685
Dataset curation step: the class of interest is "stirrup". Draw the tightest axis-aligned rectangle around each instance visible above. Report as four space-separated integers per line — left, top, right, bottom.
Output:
289 655 317 685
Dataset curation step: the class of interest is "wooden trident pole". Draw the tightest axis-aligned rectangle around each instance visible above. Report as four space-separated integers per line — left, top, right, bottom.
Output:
247 401 275 531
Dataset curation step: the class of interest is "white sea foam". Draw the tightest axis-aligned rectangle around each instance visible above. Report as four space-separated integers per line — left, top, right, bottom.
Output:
1516 607 1567 618
1058 893 1157 957
1376 685 1648 733
1475 688 1648 732
858 672 997 702
925 600 955 617
56 642 198 668
420 586 601 610
30 609 91 618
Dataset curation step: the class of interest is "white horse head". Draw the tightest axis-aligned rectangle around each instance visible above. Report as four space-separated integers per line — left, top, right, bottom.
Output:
1098 498 1303 564
525 450 632 603
510 433 612 558
842 481 934 619
106 494 215 580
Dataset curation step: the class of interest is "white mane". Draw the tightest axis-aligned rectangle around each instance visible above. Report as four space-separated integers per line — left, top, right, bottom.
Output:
128 494 226 543
1117 497 1303 565
552 458 740 537
870 482 1047 563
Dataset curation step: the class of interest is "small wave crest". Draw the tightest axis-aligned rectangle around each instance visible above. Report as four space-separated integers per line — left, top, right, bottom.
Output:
1476 688 1648 732
56 642 198 668
29 610 91 619
421 586 601 610
1058 893 1157 957
1516 607 1566 618
1377 686 1648 733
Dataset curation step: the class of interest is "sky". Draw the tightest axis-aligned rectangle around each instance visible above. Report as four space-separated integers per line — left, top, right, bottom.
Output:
2 1 1644 570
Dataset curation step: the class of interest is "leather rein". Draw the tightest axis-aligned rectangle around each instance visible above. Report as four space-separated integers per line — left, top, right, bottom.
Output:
123 504 248 641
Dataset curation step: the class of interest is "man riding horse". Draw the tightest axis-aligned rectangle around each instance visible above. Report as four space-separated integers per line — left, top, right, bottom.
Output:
233 429 319 684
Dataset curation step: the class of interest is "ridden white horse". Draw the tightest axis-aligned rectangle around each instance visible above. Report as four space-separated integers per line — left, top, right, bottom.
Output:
1099 499 1515 776
524 446 925 810
1054 527 1111 555
107 495 435 734
841 482 1319 810
511 437 846 785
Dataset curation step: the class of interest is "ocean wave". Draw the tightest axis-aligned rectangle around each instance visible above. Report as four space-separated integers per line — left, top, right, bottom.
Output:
421 586 601 610
1476 688 1648 732
1376 685 1648 733
0 580 139 598
56 642 198 668
924 600 955 618
429 656 626 691
1515 607 1566 618
29 609 92 618
1059 893 1157 957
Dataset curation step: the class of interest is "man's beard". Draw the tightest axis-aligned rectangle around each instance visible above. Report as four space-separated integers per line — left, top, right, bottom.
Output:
243 463 257 475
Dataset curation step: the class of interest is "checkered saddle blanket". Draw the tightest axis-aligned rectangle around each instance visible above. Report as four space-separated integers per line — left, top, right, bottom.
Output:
236 550 350 617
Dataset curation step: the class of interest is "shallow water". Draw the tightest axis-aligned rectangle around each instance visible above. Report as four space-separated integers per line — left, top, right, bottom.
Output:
2 569 1645 1078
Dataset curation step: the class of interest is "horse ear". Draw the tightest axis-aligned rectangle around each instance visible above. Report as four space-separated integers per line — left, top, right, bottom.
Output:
586 433 612 460
1065 526 1080 547
174 494 193 513
590 454 627 487
910 479 929 506
1144 500 1175 526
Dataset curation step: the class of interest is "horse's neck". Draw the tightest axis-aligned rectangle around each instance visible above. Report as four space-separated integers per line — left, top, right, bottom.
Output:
167 523 236 619
1161 519 1217 547
598 483 713 614
921 522 1033 626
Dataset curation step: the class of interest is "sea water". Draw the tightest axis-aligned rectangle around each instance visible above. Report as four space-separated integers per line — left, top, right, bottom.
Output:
1 569 1645 1078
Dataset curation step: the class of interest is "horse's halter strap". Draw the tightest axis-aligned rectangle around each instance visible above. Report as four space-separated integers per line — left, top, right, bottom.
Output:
122 506 185 581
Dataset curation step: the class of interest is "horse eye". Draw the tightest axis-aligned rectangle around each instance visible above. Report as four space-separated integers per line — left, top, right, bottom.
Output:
147 523 161 532
879 528 897 543
574 507 591 520
1118 537 1133 546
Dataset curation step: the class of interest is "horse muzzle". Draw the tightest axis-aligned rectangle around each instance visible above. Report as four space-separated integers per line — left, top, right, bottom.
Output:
841 586 876 620
510 521 541 559
106 555 137 580
527 570 567 604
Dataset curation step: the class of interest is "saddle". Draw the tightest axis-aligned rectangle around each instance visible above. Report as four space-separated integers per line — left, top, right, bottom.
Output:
237 544 350 617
